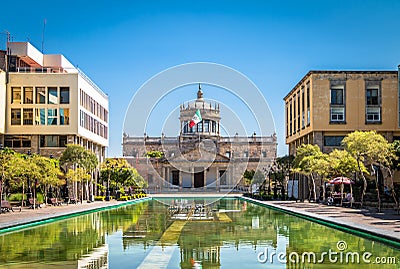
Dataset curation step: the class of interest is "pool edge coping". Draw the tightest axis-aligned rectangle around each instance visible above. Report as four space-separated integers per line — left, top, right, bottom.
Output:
239 196 400 249
0 197 151 234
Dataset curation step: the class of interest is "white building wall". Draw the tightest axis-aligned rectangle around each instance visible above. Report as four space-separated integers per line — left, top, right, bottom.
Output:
7 42 44 66
77 74 108 147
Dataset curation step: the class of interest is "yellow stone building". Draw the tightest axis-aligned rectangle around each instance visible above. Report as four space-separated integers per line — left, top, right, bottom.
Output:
123 86 277 192
285 69 399 155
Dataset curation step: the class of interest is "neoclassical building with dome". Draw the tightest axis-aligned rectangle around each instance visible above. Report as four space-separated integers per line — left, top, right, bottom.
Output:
122 85 277 192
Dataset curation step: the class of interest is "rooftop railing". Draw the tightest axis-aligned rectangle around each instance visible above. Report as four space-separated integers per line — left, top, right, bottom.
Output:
10 66 108 99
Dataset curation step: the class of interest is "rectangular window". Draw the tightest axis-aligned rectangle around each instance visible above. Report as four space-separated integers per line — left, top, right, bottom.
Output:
59 136 67 147
36 87 46 104
324 136 345 147
366 88 379 105
23 87 33 104
40 135 66 147
48 109 57 125
172 171 179 186
366 107 380 121
331 88 344 105
204 120 210 132
297 93 300 131
330 107 345 122
11 108 21 125
293 97 296 133
225 151 231 158
212 121 216 133
197 122 203 132
60 108 70 125
244 151 249 157
330 85 345 123
286 103 289 136
262 151 267 158
35 108 46 125
4 135 31 148
60 87 70 104
48 87 58 104
366 87 381 123
11 87 21 104
302 91 305 128
307 86 310 125
289 102 292 135
40 135 57 147
23 108 33 125
219 170 227 185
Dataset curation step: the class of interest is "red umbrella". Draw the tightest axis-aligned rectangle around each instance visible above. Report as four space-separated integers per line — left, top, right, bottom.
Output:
329 177 354 185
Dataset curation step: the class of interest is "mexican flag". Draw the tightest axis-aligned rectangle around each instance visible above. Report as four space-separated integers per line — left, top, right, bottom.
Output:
189 109 202 128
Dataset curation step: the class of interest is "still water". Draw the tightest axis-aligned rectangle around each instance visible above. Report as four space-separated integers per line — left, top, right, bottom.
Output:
0 198 399 268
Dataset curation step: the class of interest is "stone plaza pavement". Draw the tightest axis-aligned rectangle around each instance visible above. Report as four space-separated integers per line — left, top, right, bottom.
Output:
0 200 127 230
0 194 399 244
255 199 400 242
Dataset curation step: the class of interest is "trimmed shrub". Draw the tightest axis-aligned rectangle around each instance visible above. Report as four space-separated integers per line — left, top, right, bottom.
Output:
94 196 105 201
8 193 27 202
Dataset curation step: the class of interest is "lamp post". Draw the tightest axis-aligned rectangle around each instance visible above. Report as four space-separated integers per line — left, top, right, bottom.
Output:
106 164 114 201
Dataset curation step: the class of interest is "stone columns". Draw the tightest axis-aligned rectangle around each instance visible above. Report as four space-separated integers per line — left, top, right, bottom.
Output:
216 167 220 192
179 171 182 190
161 167 165 189
191 167 195 189
166 167 170 185
203 167 207 190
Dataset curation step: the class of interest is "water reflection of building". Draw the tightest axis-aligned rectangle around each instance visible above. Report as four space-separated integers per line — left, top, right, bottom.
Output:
180 244 221 269
121 199 286 268
122 86 277 191
77 244 108 269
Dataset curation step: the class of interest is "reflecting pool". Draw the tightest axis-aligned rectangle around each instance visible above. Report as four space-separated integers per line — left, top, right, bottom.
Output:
0 198 399 268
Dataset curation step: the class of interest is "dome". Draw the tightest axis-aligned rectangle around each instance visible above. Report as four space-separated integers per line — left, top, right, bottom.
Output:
179 84 221 136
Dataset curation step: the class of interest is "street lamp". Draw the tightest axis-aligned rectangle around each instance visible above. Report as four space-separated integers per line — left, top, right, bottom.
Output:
105 164 114 201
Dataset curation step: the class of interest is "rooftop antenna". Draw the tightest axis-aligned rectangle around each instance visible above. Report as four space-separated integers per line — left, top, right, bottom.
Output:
41 19 46 53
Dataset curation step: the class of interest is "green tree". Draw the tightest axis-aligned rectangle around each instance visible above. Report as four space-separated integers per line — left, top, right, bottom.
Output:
100 158 147 198
293 144 327 201
342 130 395 209
0 147 15 201
60 144 99 201
390 140 400 212
242 170 256 193
32 155 63 204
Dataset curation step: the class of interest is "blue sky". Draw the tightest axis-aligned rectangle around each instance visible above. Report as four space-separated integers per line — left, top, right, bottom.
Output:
2 0 400 157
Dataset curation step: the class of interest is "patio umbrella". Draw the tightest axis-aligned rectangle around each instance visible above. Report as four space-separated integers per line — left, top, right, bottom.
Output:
329 177 354 185
328 177 354 206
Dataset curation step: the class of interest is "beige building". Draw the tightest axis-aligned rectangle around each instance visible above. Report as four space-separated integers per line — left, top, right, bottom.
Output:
0 42 108 161
284 69 399 155
123 86 277 192
284 68 400 199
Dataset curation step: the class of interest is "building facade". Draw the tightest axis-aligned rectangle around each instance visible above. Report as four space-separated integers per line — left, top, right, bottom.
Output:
284 70 399 155
123 86 277 191
0 42 108 161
